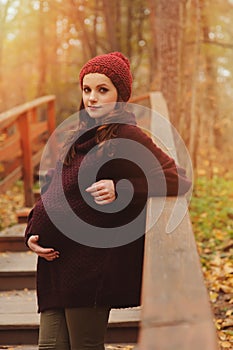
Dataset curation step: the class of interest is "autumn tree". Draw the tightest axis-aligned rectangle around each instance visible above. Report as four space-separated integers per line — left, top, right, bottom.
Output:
148 0 233 171
148 0 200 168
0 0 152 118
196 0 233 173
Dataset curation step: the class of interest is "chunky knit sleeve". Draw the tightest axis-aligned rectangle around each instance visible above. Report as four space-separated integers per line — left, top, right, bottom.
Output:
24 207 35 247
114 124 192 197
24 168 55 246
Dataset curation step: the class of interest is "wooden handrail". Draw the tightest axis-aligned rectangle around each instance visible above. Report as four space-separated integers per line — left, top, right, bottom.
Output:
0 96 56 206
138 197 219 349
0 95 55 127
137 92 219 349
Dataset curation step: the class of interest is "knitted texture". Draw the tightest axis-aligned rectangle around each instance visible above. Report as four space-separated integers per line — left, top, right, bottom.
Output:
79 52 132 102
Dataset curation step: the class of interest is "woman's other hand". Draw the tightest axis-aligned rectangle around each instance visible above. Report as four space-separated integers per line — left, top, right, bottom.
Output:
86 179 116 205
27 235 60 261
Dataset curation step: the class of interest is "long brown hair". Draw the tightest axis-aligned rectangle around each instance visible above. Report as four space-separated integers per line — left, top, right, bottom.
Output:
62 96 128 166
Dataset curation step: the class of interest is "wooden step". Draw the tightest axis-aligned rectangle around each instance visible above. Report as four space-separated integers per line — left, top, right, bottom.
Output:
0 345 137 350
0 251 36 290
0 290 39 345
0 224 27 252
16 208 32 224
0 346 38 350
0 290 140 345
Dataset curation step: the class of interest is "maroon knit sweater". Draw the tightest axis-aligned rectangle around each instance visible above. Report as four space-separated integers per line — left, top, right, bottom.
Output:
25 114 191 312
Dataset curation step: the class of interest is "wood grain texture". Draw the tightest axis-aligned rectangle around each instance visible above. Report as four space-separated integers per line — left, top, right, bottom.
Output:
138 196 219 349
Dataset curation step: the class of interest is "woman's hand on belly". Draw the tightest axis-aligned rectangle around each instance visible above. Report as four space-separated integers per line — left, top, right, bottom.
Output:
28 235 60 261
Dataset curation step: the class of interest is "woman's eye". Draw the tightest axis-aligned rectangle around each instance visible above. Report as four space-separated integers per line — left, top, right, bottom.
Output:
83 87 109 94
83 87 90 93
99 87 108 93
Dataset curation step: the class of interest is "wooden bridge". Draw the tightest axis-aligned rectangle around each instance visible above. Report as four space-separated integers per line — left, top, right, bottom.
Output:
0 96 56 207
0 94 219 349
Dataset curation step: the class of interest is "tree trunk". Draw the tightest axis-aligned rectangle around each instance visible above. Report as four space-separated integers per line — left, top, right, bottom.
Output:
37 2 47 97
147 0 158 86
179 0 201 169
149 0 200 167
154 0 182 126
198 1 219 177
0 1 12 111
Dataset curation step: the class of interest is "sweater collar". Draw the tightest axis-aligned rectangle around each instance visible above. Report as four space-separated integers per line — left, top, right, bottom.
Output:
76 112 137 153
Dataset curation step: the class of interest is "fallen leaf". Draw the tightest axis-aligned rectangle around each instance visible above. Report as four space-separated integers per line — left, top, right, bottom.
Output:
222 319 233 329
220 341 232 348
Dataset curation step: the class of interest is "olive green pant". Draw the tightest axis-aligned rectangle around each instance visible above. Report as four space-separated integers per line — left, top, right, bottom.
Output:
38 307 110 350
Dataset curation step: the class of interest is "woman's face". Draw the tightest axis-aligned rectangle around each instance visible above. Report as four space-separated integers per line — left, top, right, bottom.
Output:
82 73 118 120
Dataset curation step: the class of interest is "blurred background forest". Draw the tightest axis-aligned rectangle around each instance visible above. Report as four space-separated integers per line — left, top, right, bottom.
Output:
0 0 233 173
0 1 233 348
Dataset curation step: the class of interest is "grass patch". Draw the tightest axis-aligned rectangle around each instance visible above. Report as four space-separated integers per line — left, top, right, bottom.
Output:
190 174 233 348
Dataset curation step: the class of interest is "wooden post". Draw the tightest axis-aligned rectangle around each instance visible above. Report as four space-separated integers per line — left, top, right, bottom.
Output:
46 99 57 164
149 91 178 162
17 112 34 207
30 107 37 123
47 99 56 135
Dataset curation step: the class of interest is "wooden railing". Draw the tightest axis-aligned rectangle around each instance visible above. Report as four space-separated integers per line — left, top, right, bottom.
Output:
135 92 219 349
0 96 56 206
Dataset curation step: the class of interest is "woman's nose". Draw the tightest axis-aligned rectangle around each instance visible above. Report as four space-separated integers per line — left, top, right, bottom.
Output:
89 91 97 102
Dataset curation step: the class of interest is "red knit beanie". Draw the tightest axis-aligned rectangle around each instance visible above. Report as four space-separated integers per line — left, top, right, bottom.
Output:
79 52 132 102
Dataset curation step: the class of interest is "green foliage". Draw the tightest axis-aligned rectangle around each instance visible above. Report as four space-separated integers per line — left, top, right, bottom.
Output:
190 174 233 245
190 175 233 348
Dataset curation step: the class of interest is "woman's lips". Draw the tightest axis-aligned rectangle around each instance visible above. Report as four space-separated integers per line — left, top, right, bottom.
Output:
88 106 101 110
